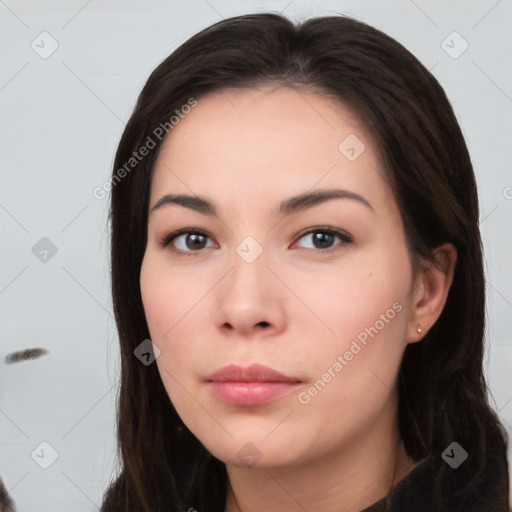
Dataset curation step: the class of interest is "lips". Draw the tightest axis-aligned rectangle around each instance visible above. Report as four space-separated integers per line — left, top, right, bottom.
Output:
205 363 301 383
205 363 302 406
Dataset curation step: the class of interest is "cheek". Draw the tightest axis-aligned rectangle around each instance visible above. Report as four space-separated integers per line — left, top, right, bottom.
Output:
291 249 411 408
140 254 195 340
140 254 207 402
295 249 410 350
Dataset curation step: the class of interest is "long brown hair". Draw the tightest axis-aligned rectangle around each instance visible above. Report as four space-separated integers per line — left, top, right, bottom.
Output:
102 13 509 511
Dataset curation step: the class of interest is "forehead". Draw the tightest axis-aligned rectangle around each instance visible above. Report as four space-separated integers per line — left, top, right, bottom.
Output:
150 86 391 213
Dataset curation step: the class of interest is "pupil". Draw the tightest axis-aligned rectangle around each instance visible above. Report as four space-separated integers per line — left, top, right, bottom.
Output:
187 234 206 250
314 232 333 249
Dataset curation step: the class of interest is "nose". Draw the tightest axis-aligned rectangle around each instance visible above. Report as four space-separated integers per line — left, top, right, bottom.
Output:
213 252 286 338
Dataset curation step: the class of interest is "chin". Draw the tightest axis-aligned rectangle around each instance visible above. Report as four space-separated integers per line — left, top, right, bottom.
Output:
202 430 308 470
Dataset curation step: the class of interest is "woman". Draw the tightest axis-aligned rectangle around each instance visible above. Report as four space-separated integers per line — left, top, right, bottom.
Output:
101 13 510 511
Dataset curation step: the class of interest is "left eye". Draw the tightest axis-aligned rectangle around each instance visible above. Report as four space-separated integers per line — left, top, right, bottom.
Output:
295 227 352 252
160 227 352 255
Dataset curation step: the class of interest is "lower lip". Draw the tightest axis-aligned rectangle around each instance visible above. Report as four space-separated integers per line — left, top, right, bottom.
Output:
206 381 301 406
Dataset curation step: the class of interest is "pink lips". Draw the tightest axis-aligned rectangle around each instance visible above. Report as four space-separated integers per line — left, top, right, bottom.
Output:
205 363 302 406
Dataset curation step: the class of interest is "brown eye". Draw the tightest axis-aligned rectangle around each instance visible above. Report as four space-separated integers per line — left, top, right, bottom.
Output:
160 229 216 255
294 228 352 252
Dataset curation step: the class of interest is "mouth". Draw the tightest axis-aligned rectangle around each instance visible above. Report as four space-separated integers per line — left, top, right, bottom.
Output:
205 363 302 406
206 381 302 406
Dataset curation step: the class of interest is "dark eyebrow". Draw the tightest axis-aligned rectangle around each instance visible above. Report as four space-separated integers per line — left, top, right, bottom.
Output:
149 188 374 217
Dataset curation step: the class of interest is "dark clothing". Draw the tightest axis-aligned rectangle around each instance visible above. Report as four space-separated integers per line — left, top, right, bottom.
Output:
100 437 511 511
362 441 510 512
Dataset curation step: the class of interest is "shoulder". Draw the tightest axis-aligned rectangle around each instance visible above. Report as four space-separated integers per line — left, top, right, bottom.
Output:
363 434 510 512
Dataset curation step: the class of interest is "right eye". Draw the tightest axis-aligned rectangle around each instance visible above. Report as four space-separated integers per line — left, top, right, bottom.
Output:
159 229 217 256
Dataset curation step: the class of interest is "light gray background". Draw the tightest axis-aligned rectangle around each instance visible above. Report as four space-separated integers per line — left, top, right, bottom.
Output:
1 1 511 510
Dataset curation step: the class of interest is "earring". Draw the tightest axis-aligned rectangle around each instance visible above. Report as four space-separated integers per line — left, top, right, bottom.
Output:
417 325 423 334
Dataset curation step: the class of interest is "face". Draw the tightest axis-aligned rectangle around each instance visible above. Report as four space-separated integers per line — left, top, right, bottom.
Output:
140 86 417 468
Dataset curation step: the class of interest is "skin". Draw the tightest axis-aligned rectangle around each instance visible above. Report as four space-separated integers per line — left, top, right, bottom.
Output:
140 86 456 512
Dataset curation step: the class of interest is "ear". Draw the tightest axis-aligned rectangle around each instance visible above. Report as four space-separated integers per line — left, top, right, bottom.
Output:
407 242 457 344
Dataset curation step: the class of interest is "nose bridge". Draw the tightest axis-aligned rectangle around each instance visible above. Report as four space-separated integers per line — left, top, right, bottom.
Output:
226 233 271 296
214 233 284 333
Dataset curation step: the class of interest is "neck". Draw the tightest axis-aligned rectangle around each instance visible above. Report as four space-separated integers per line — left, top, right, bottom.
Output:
223 396 418 512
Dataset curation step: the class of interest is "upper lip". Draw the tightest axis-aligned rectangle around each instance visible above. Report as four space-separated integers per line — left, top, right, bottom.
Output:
205 363 301 383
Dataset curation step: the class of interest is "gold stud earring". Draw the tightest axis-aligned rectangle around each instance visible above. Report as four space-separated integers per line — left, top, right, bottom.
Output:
417 325 423 334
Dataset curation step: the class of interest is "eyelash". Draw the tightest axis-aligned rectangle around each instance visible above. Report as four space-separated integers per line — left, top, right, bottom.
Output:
159 227 353 256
